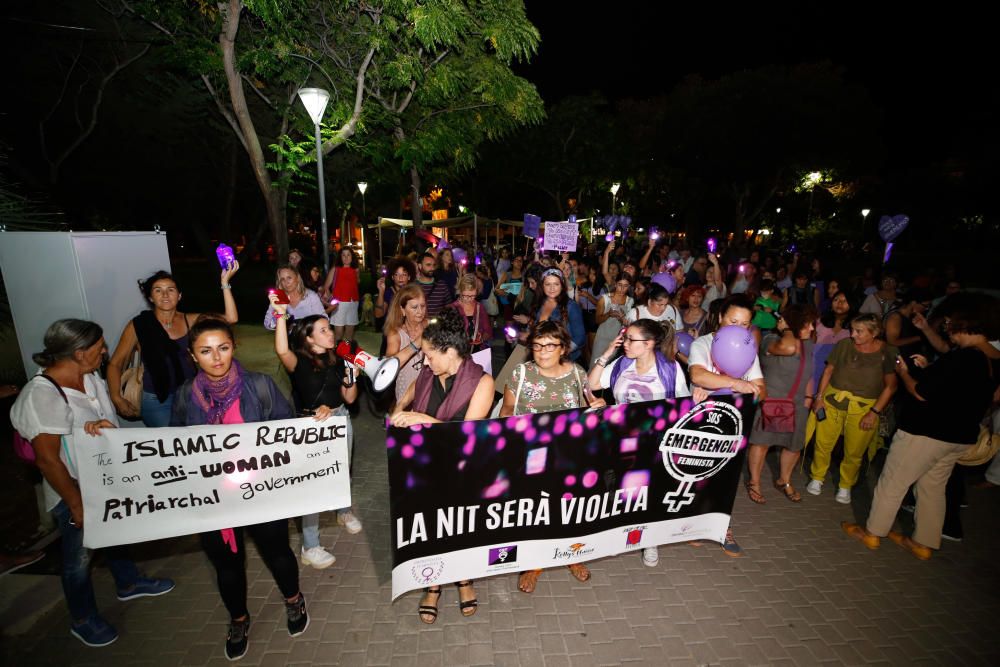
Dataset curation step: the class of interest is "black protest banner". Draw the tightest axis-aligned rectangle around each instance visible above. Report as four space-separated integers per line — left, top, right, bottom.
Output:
387 395 755 599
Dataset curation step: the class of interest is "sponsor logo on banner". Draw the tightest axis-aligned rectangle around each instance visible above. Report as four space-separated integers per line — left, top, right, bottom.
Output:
660 401 744 512
411 559 445 585
488 545 518 568
553 542 594 561
623 525 647 548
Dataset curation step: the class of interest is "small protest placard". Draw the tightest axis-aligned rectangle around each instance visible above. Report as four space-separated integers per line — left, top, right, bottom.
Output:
523 214 541 239
542 221 579 252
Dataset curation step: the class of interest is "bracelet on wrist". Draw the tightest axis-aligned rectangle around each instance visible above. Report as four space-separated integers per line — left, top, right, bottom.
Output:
869 406 881 415
221 283 232 289
595 357 608 367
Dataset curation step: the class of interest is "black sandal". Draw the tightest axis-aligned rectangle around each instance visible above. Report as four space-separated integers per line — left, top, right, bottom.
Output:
455 581 478 617
418 587 441 624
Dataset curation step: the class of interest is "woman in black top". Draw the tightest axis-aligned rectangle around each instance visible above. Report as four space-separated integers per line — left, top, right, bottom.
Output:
271 296 361 570
842 293 1000 559
107 267 239 426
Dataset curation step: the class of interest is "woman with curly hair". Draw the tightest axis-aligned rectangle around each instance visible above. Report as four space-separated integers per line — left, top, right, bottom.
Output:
390 308 494 624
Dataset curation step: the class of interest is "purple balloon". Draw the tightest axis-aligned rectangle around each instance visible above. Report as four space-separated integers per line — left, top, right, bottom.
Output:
675 331 694 356
711 325 757 379
878 214 909 242
651 272 677 294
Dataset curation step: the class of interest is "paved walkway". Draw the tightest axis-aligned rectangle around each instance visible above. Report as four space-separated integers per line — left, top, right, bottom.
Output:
3 336 999 665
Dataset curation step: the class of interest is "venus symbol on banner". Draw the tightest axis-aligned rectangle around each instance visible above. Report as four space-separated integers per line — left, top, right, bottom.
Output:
659 401 745 512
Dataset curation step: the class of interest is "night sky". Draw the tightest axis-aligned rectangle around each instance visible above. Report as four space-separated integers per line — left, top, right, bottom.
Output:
519 5 997 165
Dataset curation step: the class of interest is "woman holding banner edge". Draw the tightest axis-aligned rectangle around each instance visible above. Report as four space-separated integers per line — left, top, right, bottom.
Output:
499 320 606 593
390 308 494 624
688 294 767 557
271 294 362 569
170 317 308 661
587 318 695 567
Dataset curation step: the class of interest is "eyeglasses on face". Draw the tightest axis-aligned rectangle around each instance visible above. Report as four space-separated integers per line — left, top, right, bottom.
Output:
531 342 562 352
459 294 477 300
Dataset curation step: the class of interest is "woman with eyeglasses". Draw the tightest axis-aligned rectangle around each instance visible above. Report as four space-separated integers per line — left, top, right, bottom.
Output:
390 308 494 624
591 273 634 369
587 317 693 567
449 274 493 353
384 284 429 406
499 320 605 593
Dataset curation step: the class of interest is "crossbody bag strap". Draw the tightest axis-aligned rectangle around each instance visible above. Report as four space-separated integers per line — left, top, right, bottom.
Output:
38 374 69 404
786 340 806 399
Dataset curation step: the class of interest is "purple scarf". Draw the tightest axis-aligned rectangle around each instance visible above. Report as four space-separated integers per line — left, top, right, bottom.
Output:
191 359 245 425
411 358 485 421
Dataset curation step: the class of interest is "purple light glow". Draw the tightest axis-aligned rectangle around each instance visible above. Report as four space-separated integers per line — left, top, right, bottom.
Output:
526 448 548 475
524 428 537 442
569 423 584 438
495 437 506 451
622 470 650 490
386 437 396 449
515 418 529 433
620 437 638 453
463 437 475 456
562 492 574 500
411 434 424 446
462 421 475 435
582 471 599 488
488 421 502 436
483 475 510 499
654 419 666 431
564 475 577 486
585 414 599 429
402 445 415 459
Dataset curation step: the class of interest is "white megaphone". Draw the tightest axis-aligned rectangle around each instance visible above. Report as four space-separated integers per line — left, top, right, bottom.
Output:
335 341 399 393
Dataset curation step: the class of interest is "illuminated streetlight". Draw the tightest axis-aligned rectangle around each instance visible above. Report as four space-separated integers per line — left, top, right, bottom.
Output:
298 87 331 269
610 182 621 213
861 207 871 239
776 207 782 214
357 181 368 266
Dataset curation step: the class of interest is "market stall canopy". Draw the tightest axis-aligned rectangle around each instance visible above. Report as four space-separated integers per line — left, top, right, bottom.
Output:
367 216 474 230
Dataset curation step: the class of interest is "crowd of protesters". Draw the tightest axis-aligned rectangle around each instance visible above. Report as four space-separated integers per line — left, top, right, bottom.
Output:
8 228 999 659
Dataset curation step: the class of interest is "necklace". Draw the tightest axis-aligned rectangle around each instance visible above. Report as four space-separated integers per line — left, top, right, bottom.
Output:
159 315 174 330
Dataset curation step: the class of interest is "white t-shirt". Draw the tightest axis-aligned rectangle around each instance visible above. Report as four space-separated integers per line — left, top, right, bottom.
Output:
703 283 727 311
688 332 764 384
599 357 690 404
10 372 119 511
627 304 682 331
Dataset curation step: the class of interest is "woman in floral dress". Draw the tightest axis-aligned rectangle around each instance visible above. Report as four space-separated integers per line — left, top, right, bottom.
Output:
498 320 605 593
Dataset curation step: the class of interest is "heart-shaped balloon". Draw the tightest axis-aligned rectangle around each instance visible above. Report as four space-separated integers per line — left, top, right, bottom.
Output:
878 214 909 242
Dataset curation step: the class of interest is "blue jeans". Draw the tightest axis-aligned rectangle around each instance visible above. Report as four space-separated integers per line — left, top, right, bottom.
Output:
300 406 354 548
53 501 140 621
141 391 174 427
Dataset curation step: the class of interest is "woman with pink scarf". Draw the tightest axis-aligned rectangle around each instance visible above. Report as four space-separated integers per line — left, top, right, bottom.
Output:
170 318 305 661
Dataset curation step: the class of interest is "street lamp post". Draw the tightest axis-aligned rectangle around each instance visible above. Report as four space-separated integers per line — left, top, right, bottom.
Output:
297 87 331 270
610 182 621 214
357 181 368 265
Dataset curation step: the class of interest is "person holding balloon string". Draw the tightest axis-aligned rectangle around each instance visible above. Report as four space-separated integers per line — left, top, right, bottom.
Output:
687 294 767 557
588 318 702 567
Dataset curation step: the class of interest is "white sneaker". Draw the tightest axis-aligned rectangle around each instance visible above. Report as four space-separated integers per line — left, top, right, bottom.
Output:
337 511 363 534
642 547 659 567
300 546 336 569
835 488 851 504
806 480 823 496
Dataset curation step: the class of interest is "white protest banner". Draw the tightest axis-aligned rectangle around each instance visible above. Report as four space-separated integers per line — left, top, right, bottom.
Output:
541 221 579 252
75 417 351 549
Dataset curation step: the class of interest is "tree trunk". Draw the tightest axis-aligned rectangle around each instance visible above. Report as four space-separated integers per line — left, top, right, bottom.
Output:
409 164 423 231
220 0 289 260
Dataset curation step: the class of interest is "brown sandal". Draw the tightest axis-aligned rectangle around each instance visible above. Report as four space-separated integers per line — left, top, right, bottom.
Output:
418 587 441 624
774 480 802 503
455 581 478 616
746 481 766 504
567 563 591 582
518 569 542 594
